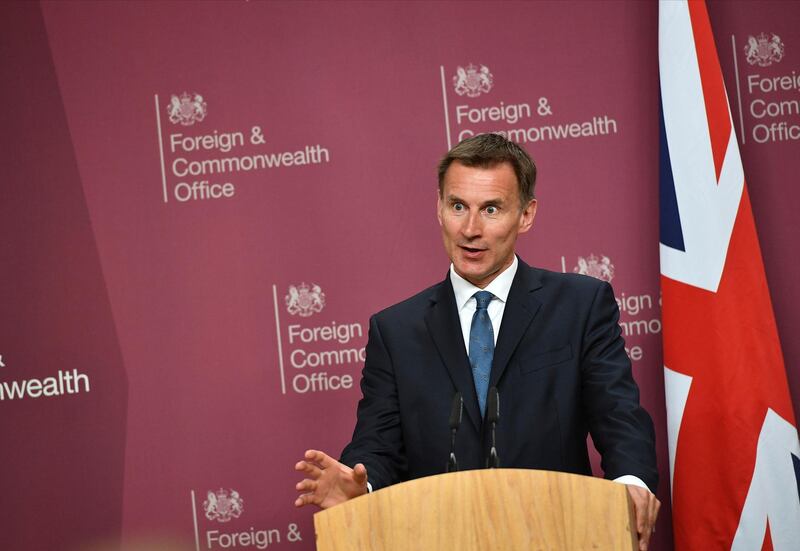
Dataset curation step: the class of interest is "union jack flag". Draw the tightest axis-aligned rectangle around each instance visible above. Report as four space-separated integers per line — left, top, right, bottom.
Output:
659 1 800 548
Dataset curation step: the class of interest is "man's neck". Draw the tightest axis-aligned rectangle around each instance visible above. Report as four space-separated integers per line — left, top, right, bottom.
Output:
450 256 519 308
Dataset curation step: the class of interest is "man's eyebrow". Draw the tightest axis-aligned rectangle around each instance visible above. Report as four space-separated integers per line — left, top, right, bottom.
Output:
445 194 506 206
478 198 506 208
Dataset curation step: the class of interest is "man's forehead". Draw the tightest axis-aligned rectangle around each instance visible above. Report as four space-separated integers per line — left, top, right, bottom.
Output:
442 162 518 193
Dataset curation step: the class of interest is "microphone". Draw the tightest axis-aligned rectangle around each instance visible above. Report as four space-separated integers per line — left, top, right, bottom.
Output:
446 391 463 472
486 387 500 468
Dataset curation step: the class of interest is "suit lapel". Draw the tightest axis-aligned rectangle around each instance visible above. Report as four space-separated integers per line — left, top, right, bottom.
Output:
490 261 543 388
424 277 482 432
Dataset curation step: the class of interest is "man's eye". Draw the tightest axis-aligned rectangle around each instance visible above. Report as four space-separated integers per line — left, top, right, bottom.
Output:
453 203 465 212
485 206 498 215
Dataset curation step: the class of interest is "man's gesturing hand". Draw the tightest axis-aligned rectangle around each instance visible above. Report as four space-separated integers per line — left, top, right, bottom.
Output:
294 449 368 509
626 485 661 551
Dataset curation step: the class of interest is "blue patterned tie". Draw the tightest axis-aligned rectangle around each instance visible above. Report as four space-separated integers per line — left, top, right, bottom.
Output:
469 291 495 417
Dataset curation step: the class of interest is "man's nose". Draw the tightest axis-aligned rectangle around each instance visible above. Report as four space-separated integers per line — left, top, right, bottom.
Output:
461 211 482 239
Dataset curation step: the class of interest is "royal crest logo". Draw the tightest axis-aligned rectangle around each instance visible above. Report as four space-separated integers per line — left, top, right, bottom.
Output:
574 254 615 282
453 64 493 97
203 488 244 523
285 283 326 317
744 33 785 67
167 92 207 126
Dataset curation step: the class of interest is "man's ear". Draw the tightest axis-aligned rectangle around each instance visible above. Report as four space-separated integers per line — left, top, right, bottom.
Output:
518 199 538 234
436 190 444 227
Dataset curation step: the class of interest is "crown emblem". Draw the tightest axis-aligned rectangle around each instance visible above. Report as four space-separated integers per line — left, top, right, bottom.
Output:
166 92 207 126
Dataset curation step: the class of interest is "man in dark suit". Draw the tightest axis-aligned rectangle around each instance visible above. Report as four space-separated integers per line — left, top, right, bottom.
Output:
294 134 660 549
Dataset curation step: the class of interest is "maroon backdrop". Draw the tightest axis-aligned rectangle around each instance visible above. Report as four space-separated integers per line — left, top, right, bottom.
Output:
1 2 798 550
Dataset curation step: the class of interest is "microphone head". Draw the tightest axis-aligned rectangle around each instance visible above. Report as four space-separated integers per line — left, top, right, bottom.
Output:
447 452 458 473
449 392 463 430
488 447 500 469
487 387 499 424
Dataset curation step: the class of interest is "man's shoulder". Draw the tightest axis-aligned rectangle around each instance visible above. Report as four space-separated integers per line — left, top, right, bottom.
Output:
371 280 444 323
522 261 611 295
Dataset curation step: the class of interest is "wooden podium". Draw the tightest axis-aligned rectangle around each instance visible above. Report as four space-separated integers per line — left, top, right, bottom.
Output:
314 469 637 550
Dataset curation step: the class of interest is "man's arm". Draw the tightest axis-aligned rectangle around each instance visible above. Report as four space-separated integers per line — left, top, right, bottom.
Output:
580 280 660 549
580 280 658 489
294 314 406 508
339 314 407 490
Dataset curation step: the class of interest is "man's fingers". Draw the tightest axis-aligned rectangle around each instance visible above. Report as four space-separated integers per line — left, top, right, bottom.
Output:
304 449 334 468
636 494 660 551
293 492 320 508
295 478 318 493
637 510 652 549
650 497 661 526
294 460 323 479
623 486 651 550
634 496 646 533
639 529 651 550
353 463 368 485
293 449 366 509
638 513 653 550
647 497 661 540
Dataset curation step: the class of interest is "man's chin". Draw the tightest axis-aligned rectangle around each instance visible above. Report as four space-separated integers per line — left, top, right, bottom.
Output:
453 264 491 287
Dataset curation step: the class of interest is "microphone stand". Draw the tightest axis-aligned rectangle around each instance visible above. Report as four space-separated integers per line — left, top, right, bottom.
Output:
446 392 463 473
486 387 500 468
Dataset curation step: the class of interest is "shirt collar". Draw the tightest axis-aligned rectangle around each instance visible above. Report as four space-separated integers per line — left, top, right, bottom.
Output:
450 255 518 311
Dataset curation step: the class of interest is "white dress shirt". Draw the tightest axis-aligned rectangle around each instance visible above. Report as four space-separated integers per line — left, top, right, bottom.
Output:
450 256 518 353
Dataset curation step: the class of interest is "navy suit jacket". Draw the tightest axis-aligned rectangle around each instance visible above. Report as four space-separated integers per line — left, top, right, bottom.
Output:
341 258 658 492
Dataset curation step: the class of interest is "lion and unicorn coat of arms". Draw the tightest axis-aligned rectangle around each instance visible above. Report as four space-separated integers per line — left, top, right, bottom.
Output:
203 488 243 523
166 92 207 126
285 283 326 317
453 64 494 97
744 33 785 67
574 254 615 283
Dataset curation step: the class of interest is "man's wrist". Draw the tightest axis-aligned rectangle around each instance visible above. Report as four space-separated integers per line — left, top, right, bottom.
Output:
613 474 650 492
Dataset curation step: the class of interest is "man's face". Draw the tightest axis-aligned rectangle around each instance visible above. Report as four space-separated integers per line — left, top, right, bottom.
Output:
437 161 537 288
